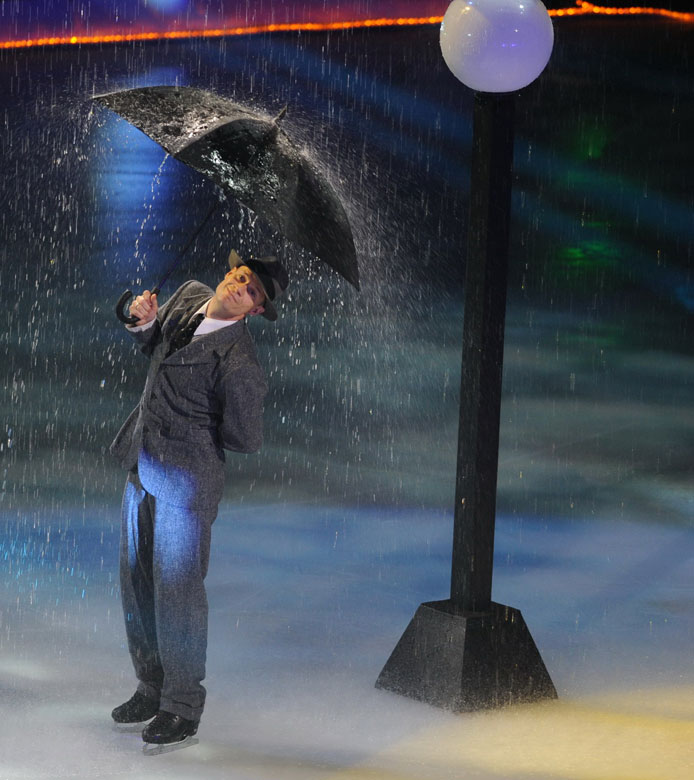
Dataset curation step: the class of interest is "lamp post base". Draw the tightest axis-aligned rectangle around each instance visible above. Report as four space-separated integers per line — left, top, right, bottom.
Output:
375 600 557 712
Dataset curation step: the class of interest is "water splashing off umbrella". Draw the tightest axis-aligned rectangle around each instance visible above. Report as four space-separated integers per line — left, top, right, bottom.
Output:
92 86 359 321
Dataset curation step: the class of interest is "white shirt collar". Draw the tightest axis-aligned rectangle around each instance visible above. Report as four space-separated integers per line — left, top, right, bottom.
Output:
192 299 242 336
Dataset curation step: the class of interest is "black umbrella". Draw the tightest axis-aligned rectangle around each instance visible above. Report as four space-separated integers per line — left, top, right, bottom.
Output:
93 86 359 321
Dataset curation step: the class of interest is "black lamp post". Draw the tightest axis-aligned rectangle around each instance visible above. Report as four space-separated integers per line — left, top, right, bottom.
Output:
376 0 558 711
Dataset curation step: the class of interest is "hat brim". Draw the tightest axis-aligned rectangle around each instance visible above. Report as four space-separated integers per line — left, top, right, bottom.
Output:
258 296 277 321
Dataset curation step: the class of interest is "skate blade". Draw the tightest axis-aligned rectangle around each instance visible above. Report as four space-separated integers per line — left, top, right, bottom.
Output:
143 736 198 756
112 721 149 733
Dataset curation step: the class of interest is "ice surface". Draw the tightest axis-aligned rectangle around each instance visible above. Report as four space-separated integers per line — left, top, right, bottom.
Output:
1 504 694 778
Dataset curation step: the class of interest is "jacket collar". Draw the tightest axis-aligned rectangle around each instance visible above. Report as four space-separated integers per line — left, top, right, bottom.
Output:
161 293 247 365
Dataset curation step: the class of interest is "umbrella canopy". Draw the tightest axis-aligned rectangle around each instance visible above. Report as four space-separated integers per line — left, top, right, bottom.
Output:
93 86 359 288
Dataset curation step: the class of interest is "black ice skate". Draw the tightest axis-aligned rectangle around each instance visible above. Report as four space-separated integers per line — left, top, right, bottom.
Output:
111 691 160 724
142 710 199 747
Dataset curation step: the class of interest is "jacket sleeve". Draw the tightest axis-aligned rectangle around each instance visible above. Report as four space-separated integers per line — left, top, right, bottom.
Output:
126 319 162 357
123 281 196 358
217 361 268 454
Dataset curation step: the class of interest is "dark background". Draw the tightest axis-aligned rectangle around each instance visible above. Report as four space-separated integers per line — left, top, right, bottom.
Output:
1 13 692 531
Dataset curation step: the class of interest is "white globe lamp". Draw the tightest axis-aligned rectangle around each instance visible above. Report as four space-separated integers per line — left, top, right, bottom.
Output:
440 0 554 92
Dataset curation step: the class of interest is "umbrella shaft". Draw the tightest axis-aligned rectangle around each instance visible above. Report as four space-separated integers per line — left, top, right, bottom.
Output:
154 202 219 291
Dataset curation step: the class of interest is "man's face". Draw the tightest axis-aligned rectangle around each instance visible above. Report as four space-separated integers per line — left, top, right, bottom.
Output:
211 265 266 320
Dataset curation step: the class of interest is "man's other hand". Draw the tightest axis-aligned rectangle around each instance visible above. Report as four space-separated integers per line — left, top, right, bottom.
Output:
129 290 159 326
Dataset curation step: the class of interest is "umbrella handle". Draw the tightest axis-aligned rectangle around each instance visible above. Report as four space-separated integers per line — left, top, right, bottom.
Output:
115 286 160 325
116 290 138 325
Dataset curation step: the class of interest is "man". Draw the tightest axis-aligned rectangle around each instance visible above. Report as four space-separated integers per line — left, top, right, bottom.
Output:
109 250 288 746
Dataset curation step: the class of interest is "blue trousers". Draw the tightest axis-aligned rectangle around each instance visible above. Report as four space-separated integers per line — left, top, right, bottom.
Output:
119 470 216 722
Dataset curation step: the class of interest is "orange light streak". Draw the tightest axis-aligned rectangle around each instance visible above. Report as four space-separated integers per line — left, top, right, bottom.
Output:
0 5 692 51
0 17 443 50
556 2 694 20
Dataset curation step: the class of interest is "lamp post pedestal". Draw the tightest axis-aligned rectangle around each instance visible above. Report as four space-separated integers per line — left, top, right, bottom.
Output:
376 92 556 711
375 600 556 711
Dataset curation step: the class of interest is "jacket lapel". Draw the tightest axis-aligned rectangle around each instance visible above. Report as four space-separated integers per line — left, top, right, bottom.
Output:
161 297 246 366
162 292 210 342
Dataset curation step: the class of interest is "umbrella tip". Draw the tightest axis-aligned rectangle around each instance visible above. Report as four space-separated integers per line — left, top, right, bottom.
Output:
274 105 288 124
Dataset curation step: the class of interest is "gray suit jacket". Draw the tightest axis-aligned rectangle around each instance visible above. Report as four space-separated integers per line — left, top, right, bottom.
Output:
110 280 268 510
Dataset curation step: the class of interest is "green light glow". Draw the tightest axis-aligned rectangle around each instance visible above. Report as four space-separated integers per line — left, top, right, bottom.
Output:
548 239 635 294
571 124 611 160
